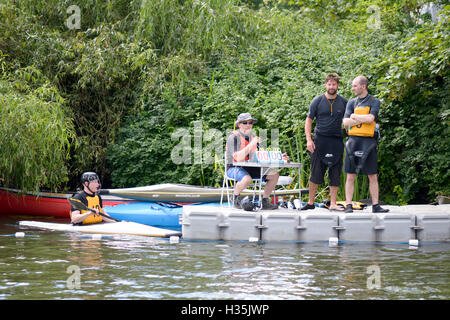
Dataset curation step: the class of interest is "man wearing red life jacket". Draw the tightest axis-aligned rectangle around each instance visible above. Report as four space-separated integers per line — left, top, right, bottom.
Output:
225 113 284 210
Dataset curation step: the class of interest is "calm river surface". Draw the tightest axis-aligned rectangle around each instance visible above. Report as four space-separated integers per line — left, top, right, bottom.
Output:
0 215 448 301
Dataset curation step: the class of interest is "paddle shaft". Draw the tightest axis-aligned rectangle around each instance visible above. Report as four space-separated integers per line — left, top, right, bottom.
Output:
85 208 120 222
68 198 120 222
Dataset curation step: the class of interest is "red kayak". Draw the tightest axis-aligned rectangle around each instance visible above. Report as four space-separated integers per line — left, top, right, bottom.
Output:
0 187 134 218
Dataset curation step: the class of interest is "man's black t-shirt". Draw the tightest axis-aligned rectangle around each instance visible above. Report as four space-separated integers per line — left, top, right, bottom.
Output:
307 94 348 138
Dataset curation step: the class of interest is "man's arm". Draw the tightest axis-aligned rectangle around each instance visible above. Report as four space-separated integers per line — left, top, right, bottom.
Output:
343 117 355 130
70 210 95 224
233 136 260 162
350 113 375 124
305 117 315 153
70 193 91 224
343 114 375 129
305 96 320 153
343 99 360 130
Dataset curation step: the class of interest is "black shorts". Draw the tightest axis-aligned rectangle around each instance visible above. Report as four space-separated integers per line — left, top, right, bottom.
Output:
344 137 378 175
309 148 343 186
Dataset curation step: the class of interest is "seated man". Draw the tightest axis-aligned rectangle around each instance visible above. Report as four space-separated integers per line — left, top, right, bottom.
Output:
225 113 286 210
70 172 116 225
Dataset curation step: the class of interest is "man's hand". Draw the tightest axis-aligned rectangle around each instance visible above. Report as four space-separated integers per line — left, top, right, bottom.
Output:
249 136 260 147
306 139 315 153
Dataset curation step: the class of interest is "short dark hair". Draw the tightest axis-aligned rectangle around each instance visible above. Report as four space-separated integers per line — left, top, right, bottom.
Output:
358 76 368 89
325 73 339 84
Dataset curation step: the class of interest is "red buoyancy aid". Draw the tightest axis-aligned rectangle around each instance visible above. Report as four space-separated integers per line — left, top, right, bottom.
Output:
231 130 257 161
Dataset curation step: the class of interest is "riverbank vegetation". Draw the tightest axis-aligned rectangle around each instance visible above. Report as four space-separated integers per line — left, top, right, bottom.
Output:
0 0 448 204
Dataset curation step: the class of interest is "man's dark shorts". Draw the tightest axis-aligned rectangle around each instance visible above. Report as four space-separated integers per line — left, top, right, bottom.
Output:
310 147 343 186
344 137 378 175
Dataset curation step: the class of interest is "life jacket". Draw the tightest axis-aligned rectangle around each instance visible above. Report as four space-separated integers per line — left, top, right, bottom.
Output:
348 96 376 138
230 130 257 162
81 194 103 225
323 199 367 210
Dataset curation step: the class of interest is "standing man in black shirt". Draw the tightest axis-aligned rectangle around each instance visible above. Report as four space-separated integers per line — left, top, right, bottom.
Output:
301 73 348 211
343 76 389 213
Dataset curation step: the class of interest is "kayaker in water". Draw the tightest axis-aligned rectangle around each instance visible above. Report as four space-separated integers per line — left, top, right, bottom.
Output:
225 113 289 210
70 172 116 225
301 73 348 212
343 76 389 213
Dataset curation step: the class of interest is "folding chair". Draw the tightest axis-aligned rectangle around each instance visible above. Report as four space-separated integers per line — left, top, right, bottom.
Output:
220 157 295 207
268 175 293 204
220 158 264 207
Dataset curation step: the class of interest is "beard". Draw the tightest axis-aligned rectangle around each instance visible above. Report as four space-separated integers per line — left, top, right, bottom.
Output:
327 88 337 95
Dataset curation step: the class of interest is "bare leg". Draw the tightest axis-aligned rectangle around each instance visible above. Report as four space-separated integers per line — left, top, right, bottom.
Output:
234 175 252 196
368 174 389 212
263 172 279 199
329 186 342 210
368 174 379 205
345 173 356 205
308 181 318 204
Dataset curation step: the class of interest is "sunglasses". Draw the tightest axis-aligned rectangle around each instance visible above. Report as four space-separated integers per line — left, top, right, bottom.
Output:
240 121 254 125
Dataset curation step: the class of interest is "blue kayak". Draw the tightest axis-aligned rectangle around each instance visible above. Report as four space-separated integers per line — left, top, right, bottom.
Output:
104 202 222 231
103 201 324 231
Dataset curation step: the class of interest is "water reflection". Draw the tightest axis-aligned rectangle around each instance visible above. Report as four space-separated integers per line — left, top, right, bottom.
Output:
0 216 448 300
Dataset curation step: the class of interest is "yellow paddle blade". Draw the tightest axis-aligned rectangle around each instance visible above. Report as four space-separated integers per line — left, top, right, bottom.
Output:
68 197 91 211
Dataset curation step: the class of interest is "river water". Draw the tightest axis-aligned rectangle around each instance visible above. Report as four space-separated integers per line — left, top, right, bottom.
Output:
0 215 448 301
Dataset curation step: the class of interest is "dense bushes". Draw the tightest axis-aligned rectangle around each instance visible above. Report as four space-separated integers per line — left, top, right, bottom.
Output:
0 0 448 203
0 67 75 192
374 10 450 203
106 4 392 198
0 0 143 188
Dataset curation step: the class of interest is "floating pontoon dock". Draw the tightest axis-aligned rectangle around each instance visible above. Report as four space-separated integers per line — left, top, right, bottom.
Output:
182 204 450 243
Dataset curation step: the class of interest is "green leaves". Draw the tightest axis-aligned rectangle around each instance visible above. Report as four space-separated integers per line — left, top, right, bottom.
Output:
374 5 450 202
106 5 384 195
0 74 75 192
0 0 448 204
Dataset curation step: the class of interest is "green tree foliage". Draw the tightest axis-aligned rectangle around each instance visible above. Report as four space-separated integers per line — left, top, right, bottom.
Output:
272 0 441 32
0 66 75 192
0 0 143 186
107 1 450 203
0 0 448 204
375 5 450 203
107 5 389 195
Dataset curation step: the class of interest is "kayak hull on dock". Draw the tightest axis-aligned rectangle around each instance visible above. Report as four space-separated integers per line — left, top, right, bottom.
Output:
101 183 307 203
